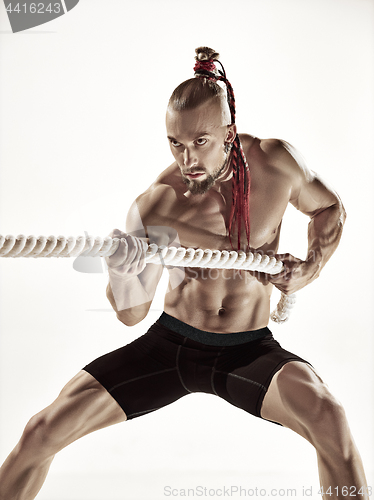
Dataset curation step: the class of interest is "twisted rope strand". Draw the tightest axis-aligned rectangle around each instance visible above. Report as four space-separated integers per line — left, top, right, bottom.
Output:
0 234 295 324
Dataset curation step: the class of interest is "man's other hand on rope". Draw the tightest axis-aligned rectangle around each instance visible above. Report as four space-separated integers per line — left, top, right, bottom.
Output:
267 252 320 295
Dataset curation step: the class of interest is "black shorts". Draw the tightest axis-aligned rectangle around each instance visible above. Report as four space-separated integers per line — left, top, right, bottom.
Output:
83 312 310 422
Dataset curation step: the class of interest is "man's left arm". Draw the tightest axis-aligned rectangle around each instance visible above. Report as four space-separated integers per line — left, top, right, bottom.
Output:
268 140 347 295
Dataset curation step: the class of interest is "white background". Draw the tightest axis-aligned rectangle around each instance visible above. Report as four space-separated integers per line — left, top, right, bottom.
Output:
0 0 373 498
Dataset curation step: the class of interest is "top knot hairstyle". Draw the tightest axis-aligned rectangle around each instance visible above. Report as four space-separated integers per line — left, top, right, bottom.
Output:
169 47 251 251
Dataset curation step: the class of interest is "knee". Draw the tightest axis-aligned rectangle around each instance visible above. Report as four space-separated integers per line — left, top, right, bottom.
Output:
19 411 59 461
277 365 353 460
308 396 356 463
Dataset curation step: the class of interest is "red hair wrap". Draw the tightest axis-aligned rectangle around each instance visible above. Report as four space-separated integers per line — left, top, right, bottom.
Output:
194 57 251 250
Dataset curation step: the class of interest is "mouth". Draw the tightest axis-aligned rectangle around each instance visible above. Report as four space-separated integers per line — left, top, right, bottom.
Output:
185 173 204 179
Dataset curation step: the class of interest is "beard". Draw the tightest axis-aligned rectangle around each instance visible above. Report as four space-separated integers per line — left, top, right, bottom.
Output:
181 152 230 195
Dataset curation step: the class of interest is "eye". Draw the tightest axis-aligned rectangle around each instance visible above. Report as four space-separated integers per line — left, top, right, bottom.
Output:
170 140 181 147
195 138 207 146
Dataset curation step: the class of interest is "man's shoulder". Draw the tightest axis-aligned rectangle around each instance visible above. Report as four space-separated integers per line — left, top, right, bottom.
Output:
153 162 182 190
239 134 286 157
238 133 257 146
140 162 181 199
238 135 313 203
242 135 308 177
238 134 281 160
253 137 301 165
134 162 183 219
257 137 292 157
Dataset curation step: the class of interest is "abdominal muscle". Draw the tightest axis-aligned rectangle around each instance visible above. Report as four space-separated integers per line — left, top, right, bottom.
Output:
164 267 273 333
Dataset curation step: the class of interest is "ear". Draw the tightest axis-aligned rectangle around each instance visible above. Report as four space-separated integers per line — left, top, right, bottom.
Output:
225 124 237 143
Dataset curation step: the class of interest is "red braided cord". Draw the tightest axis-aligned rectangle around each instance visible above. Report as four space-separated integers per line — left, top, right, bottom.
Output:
194 59 251 250
216 75 251 250
193 60 217 73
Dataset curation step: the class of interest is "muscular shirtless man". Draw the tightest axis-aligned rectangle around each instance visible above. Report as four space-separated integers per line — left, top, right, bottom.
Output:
0 47 369 500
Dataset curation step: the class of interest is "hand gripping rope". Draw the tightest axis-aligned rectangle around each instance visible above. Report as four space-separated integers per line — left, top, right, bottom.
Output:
0 234 296 324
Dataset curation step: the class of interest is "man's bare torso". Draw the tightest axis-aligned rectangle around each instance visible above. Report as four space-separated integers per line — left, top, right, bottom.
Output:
131 134 298 333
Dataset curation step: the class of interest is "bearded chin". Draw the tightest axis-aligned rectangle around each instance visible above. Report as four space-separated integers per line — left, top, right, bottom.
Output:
182 174 216 195
182 154 229 195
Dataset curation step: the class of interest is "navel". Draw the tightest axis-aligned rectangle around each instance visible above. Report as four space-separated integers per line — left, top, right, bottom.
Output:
218 307 225 316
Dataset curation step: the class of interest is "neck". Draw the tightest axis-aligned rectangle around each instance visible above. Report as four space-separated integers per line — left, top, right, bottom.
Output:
211 151 234 191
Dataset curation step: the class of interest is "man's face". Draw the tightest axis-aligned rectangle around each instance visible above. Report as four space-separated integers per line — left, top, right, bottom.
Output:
166 99 236 195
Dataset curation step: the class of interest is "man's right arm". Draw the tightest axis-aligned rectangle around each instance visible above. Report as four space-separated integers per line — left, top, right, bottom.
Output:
106 265 163 326
105 194 167 326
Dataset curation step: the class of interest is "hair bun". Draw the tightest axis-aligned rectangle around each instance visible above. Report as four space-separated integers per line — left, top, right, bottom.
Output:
195 46 220 62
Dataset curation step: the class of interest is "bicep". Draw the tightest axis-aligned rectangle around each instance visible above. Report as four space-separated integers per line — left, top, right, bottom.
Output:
291 172 341 217
126 199 147 237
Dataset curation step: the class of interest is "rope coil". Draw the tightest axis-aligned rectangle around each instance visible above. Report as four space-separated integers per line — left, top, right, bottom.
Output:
0 234 295 324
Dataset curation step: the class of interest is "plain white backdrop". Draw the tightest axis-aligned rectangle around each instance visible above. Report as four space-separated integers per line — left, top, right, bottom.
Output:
0 0 373 498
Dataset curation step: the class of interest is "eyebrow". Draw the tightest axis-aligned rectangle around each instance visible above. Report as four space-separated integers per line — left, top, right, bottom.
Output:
167 132 211 142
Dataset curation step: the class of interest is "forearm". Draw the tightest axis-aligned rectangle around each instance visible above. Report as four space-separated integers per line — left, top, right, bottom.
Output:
106 277 152 326
106 259 164 326
306 201 347 279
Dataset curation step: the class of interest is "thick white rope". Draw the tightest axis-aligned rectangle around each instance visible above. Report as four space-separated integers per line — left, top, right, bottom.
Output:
0 234 295 323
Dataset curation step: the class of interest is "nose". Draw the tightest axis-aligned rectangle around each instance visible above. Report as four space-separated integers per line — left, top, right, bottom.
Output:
183 147 198 168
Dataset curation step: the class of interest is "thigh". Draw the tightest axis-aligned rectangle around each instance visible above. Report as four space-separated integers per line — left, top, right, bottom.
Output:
213 335 310 420
33 370 127 453
83 323 191 420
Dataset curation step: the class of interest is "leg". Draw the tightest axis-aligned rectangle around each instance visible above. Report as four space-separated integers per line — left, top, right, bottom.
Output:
0 321 193 500
261 361 369 500
0 370 126 500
